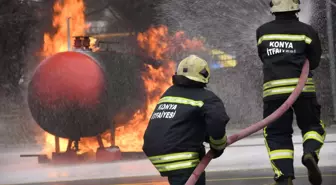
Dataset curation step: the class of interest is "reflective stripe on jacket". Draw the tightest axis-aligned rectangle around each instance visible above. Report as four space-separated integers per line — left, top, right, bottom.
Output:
148 152 200 172
256 15 321 101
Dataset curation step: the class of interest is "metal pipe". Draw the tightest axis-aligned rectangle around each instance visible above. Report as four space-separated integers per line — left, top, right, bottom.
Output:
67 17 71 51
326 0 336 122
91 32 135 39
330 0 336 7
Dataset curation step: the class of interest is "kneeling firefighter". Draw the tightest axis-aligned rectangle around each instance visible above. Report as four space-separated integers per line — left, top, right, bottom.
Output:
256 0 326 185
142 55 230 185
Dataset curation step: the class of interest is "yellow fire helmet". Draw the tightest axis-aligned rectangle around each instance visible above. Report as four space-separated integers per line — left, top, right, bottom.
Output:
270 0 300 13
176 55 211 84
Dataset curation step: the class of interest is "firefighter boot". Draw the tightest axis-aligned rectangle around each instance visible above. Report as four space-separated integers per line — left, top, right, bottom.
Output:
271 178 293 185
302 153 322 185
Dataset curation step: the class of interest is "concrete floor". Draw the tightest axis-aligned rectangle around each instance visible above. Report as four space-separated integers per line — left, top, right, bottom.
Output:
12 166 336 185
2 129 335 185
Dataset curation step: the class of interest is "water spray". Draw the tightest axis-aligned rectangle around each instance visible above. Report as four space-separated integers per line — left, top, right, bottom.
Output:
185 59 310 185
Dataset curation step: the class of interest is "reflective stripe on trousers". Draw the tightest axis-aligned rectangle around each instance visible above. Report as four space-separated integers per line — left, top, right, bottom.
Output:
263 127 292 179
303 120 326 160
263 78 316 98
263 120 326 179
269 149 294 160
148 152 200 172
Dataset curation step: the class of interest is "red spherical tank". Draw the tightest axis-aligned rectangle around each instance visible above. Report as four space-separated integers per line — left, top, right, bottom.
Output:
28 51 110 140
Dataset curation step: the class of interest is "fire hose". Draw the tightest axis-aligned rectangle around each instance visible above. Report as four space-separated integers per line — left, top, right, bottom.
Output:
185 59 310 185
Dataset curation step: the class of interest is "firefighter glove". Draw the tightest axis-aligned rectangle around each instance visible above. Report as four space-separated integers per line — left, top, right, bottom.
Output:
209 135 227 159
211 147 225 159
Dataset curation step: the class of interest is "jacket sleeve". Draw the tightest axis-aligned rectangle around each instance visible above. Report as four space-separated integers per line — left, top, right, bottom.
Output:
256 28 263 62
201 93 230 150
306 28 322 70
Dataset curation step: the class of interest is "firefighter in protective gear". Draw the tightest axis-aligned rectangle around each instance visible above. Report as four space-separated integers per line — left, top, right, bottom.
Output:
142 55 230 185
256 0 325 185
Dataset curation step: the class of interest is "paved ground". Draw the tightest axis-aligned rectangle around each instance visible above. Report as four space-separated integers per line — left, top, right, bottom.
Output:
1 127 335 185
10 167 336 185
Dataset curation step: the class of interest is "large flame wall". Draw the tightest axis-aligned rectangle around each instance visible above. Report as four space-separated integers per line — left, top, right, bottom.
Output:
33 0 247 155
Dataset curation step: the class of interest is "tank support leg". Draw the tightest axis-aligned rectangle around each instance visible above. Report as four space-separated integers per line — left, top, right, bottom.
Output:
97 135 104 149
66 140 73 151
55 136 60 153
110 120 116 147
74 140 79 151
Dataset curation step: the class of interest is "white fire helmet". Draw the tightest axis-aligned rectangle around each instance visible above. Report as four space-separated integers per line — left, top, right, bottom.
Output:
270 0 300 13
176 55 210 84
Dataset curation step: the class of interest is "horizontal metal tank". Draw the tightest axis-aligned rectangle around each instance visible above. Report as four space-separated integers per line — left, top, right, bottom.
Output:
28 50 150 140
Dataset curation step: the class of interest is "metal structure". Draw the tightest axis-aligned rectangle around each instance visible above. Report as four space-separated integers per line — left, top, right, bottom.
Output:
326 0 336 122
67 17 72 51
20 18 123 164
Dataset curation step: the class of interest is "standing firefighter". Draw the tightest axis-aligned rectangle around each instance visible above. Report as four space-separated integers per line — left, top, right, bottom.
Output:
142 55 230 185
256 0 326 185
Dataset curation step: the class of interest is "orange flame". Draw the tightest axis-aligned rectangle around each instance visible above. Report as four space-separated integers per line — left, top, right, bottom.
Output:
43 0 88 57
113 25 205 151
40 1 204 156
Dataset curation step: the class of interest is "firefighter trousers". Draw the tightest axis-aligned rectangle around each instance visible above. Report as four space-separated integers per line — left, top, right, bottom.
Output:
167 168 205 185
263 97 326 181
166 148 206 185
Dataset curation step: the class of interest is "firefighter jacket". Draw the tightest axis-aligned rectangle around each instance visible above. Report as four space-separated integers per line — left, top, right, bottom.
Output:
256 13 322 102
142 76 230 176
